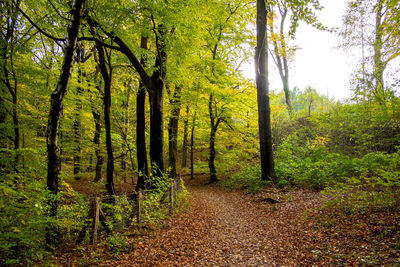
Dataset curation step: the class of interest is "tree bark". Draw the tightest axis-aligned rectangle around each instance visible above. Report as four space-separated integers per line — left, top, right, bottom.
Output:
73 66 83 178
270 7 293 114
1 0 20 173
95 42 115 197
136 36 149 192
149 25 167 179
190 108 197 180
255 0 274 180
106 25 167 180
373 2 385 102
168 85 182 178
45 0 85 250
92 109 103 182
208 93 219 183
121 80 131 182
181 106 189 168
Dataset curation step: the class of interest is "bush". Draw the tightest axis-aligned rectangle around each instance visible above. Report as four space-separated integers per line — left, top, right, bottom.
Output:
274 127 353 190
323 150 400 210
221 165 271 194
0 179 51 265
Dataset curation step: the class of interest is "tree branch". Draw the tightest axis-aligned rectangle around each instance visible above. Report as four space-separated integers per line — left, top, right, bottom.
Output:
17 6 65 44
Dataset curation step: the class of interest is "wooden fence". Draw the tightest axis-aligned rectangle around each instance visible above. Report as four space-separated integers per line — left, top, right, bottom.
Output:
76 176 183 245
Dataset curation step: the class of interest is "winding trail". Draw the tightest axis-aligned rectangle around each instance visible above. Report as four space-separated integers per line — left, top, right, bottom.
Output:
113 181 321 266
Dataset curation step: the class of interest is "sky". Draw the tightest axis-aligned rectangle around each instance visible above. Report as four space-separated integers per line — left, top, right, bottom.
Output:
242 0 354 101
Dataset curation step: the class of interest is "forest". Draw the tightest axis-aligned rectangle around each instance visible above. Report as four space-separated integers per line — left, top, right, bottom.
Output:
1 0 400 265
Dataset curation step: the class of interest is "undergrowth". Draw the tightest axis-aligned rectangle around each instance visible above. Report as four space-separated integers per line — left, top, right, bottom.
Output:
223 127 400 211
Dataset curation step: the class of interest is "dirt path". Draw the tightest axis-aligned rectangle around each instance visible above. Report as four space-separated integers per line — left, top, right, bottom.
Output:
112 184 322 266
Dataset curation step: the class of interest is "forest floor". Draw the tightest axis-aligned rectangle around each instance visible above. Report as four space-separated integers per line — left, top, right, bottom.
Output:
57 176 400 266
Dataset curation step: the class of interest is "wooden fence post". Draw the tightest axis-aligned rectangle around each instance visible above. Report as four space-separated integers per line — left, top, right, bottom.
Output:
90 197 100 244
136 190 142 226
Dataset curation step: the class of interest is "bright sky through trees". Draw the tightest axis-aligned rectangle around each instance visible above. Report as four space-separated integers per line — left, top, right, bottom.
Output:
243 0 352 100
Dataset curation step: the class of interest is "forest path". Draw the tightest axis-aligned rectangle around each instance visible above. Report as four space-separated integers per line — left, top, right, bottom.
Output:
112 180 322 266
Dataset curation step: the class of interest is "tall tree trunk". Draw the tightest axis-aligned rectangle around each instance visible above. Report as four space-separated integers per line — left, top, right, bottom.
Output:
103 23 167 181
136 36 149 192
73 66 83 178
270 8 293 115
168 85 182 178
181 106 189 168
190 109 197 180
1 0 20 173
95 42 115 197
11 83 19 172
149 79 165 178
208 93 219 183
121 80 131 182
373 2 385 103
45 0 85 250
255 0 274 180
149 25 167 179
92 109 103 182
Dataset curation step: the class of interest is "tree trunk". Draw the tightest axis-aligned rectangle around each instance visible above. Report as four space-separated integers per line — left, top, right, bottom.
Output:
95 42 115 197
92 109 103 182
208 93 218 183
103 24 167 181
11 87 19 173
181 106 189 168
149 26 167 179
270 8 293 115
45 0 85 250
373 3 385 103
1 0 20 173
168 85 182 178
255 0 274 180
190 109 196 180
73 67 83 178
121 80 131 182
149 79 165 178
136 36 149 192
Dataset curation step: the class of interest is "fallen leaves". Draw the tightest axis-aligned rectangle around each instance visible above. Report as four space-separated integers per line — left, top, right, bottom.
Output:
55 179 400 266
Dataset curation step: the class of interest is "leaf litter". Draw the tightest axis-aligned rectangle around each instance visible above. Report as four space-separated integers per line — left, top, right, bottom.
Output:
57 180 400 266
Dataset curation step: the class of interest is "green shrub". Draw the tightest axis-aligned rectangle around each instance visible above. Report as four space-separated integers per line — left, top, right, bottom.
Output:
274 127 352 190
323 150 400 210
221 165 270 194
0 179 51 265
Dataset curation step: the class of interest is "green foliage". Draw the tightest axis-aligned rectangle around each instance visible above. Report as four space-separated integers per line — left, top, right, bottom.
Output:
0 179 50 265
221 165 271 194
323 150 400 210
0 149 50 265
275 127 350 190
107 233 128 255
101 194 134 232
58 181 88 240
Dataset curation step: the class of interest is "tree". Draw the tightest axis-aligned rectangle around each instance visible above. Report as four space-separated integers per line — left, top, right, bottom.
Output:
202 0 252 183
181 105 189 168
341 0 400 102
167 84 182 178
0 0 21 173
256 0 274 180
73 44 91 179
45 0 85 250
93 38 115 197
135 36 149 191
268 0 324 115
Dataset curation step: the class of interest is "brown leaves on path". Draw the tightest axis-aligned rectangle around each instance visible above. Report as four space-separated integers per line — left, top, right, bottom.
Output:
59 179 400 266
110 184 322 266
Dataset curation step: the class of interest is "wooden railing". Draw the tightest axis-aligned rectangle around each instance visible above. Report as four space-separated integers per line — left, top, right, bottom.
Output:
76 176 183 245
